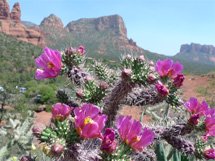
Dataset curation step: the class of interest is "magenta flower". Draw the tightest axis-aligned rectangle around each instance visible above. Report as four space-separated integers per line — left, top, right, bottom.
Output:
74 103 107 139
189 114 200 125
173 73 185 88
51 103 73 121
116 116 154 152
204 114 215 139
203 148 215 160
35 47 62 80
184 97 209 116
155 59 183 78
76 45 86 56
155 81 169 97
101 128 117 154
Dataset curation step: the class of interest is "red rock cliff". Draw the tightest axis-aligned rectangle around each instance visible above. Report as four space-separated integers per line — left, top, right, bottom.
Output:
0 0 45 47
10 2 21 23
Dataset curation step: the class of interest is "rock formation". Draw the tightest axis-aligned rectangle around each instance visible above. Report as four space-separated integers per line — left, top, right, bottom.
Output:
0 0 45 47
0 0 10 20
180 43 215 54
64 14 143 54
10 2 21 23
40 14 64 30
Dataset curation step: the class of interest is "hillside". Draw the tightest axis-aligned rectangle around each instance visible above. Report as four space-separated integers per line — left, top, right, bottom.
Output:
33 14 143 61
0 31 43 86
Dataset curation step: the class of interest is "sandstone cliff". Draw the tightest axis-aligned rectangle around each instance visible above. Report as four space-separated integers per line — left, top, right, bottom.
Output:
0 0 45 47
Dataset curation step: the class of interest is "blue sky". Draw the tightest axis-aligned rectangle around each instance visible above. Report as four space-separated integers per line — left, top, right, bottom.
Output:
8 0 215 56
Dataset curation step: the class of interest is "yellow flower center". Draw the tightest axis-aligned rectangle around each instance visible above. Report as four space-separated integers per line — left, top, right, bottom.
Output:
84 116 94 125
48 62 55 68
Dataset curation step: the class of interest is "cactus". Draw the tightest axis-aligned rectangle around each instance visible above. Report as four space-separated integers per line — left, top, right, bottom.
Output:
0 111 35 160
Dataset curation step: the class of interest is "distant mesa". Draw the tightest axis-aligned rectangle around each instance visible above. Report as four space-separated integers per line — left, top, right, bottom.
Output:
174 43 215 65
0 0 45 47
65 14 127 36
180 43 215 54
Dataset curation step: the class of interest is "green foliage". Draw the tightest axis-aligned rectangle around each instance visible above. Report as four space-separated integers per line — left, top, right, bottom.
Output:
155 141 167 161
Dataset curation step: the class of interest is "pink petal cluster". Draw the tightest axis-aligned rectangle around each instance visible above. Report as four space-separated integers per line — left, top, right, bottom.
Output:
74 103 107 139
155 81 169 97
173 73 185 88
35 47 62 80
203 148 215 160
155 59 183 78
100 128 117 154
76 45 86 56
184 97 209 116
116 116 154 152
51 103 73 121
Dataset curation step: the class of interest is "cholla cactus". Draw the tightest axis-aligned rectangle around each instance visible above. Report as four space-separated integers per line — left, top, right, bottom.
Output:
30 47 215 161
0 111 35 160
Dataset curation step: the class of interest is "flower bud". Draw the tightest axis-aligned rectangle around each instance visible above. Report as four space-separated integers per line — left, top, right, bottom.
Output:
51 143 64 156
20 156 34 161
101 128 117 154
189 114 200 125
137 55 145 62
149 61 154 66
76 45 86 56
155 81 169 97
76 90 85 98
173 73 185 88
125 54 132 59
147 73 157 84
149 66 155 72
203 148 215 160
85 76 94 82
32 124 46 138
121 69 132 80
65 47 76 55
100 81 108 90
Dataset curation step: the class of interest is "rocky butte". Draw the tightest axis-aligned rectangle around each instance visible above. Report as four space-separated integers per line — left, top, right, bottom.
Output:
0 0 45 47
174 43 215 65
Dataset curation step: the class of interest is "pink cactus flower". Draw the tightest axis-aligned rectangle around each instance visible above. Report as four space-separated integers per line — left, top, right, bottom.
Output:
173 73 185 88
101 128 117 154
155 81 169 97
74 103 107 139
76 45 86 56
116 116 154 152
204 114 215 138
184 97 209 116
35 47 62 80
203 148 215 160
51 103 73 121
155 59 183 78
